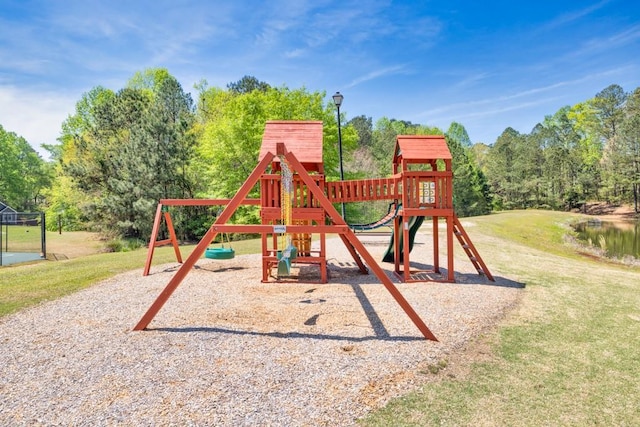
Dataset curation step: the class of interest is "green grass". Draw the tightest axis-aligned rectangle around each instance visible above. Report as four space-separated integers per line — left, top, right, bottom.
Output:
472 209 585 257
0 237 262 317
361 210 640 426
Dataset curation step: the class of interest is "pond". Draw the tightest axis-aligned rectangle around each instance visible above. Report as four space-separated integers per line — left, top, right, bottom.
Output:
573 219 640 259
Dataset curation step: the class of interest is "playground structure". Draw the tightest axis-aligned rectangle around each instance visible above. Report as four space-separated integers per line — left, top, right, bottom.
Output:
139 121 493 340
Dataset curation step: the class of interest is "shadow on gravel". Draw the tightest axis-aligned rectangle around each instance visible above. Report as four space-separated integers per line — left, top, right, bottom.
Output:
445 273 525 289
349 283 391 339
400 262 526 289
147 280 434 342
148 326 425 342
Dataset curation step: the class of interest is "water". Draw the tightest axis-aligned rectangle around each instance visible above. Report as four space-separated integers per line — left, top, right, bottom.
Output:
573 219 640 259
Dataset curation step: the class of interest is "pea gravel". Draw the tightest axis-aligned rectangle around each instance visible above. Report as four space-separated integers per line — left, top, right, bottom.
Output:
0 230 521 426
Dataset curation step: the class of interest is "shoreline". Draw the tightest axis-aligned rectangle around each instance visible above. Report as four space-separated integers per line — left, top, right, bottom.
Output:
579 202 638 222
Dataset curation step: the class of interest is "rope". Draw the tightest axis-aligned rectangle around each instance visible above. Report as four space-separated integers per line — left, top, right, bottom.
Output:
280 156 293 250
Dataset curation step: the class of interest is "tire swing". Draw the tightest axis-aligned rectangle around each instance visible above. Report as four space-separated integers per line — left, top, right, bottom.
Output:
205 233 235 260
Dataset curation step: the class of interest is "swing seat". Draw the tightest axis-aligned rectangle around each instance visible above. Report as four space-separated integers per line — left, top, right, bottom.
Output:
205 247 235 260
276 246 298 261
277 257 291 275
276 246 298 276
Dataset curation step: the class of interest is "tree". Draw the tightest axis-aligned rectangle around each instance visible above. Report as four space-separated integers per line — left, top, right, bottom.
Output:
348 115 373 147
44 86 115 230
485 128 525 209
593 84 628 201
55 69 197 238
447 122 473 148
469 143 490 173
194 85 355 223
0 125 51 211
127 68 173 94
446 124 492 216
619 87 640 212
0 126 25 207
369 118 429 175
567 101 603 202
227 76 271 94
537 107 582 208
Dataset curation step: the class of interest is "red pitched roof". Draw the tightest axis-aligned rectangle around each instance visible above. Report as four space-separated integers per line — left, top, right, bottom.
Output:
259 121 324 165
393 135 452 164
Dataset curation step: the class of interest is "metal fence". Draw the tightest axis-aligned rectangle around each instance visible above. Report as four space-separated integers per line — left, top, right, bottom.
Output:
0 212 46 266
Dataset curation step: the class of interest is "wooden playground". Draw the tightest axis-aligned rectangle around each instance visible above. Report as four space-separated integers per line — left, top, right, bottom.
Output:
138 121 493 340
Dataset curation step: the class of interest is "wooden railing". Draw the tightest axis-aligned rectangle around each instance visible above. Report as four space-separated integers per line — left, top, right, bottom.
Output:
325 177 400 203
260 171 453 210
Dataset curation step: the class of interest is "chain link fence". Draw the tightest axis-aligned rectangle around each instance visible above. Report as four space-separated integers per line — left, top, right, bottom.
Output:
0 212 46 266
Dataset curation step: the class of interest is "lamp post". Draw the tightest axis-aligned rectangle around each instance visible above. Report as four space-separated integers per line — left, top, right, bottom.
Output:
332 91 345 219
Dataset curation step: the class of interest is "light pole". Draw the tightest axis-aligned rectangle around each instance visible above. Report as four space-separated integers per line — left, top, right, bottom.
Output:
332 91 345 219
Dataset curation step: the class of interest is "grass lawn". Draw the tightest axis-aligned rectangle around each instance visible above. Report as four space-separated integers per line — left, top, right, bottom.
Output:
0 235 262 317
361 210 640 426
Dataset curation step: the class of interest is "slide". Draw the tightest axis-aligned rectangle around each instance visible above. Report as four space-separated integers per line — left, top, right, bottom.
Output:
381 216 424 263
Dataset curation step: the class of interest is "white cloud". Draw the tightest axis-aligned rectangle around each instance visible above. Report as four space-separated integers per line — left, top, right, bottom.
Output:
0 85 77 159
540 0 613 31
345 65 407 89
416 67 634 119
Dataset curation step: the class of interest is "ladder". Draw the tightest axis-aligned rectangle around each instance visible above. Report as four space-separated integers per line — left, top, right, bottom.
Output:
453 216 495 281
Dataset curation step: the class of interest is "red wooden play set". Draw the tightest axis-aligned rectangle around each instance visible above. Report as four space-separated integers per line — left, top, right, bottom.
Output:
137 121 493 340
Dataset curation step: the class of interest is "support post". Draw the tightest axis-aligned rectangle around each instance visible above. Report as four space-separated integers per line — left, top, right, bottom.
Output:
134 153 275 330
433 216 440 273
284 148 437 341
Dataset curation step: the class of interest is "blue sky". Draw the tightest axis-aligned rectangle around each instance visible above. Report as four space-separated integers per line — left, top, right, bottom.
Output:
1 0 639 158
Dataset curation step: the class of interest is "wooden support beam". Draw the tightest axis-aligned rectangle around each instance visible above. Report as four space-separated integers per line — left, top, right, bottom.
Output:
282 146 438 341
134 153 276 331
143 203 165 276
159 198 261 206
143 206 183 276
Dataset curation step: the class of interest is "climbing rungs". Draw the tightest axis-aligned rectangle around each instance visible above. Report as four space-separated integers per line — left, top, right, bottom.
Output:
453 215 494 282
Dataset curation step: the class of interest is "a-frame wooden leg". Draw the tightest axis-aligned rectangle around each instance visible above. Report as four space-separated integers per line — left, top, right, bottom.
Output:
134 153 275 330
338 233 368 274
143 205 183 276
284 148 438 341
164 212 182 264
143 203 164 276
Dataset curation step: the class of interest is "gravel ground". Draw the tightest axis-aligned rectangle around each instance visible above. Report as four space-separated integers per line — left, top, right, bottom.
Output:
0 231 522 426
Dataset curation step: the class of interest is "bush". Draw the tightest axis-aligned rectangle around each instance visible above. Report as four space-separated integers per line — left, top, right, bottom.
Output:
103 237 144 253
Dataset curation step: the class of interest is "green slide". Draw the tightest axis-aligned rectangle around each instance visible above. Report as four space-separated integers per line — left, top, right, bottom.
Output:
381 216 424 263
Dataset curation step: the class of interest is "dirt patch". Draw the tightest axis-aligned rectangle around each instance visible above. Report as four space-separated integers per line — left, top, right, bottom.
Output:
580 202 638 221
46 231 103 259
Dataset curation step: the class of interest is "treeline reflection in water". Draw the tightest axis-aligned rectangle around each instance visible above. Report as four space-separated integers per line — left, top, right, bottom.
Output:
573 219 640 259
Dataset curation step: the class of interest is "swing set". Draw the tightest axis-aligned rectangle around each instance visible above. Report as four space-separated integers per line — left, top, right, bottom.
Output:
140 121 493 340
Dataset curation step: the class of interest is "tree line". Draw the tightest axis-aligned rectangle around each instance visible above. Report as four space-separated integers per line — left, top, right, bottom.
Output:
1 69 637 243
482 84 640 212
